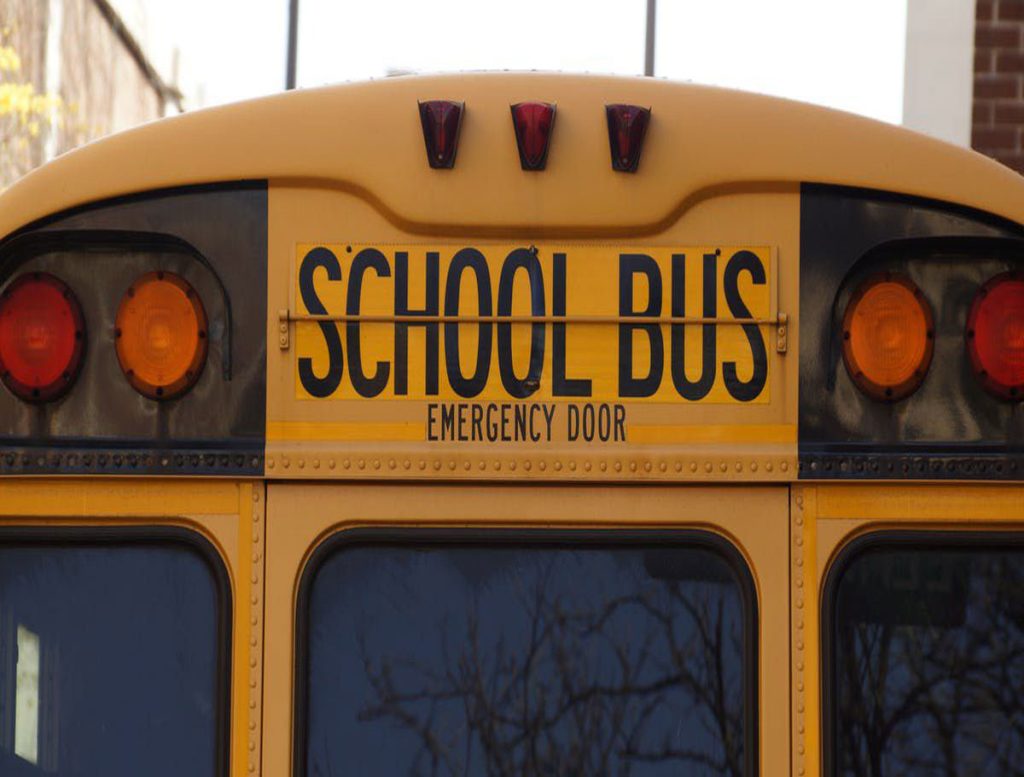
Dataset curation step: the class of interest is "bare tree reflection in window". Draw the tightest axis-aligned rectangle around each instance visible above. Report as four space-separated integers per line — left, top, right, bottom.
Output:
308 546 749 777
835 548 1024 777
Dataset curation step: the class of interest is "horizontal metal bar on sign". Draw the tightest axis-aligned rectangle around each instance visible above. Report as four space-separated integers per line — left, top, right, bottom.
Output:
282 312 782 325
276 309 789 352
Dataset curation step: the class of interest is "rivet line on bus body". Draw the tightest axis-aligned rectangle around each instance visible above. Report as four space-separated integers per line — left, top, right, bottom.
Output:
248 484 264 776
792 489 807 777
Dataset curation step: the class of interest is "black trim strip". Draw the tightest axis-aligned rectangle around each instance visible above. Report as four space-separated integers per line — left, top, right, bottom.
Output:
0 444 263 476
292 527 760 777
800 450 1024 481
821 529 1024 777
0 525 233 777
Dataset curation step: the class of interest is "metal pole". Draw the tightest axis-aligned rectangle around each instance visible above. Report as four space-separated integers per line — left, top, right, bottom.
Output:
644 0 656 77
286 0 299 90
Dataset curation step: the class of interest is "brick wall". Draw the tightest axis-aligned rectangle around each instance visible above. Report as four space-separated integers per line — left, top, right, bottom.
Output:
974 0 1024 170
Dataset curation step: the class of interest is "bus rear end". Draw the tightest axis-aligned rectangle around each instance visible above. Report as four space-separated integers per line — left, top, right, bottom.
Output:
0 73 1022 777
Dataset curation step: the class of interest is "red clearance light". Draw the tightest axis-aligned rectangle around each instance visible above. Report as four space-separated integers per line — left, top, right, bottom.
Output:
511 101 555 170
0 272 86 402
606 104 651 173
967 272 1024 400
418 100 464 169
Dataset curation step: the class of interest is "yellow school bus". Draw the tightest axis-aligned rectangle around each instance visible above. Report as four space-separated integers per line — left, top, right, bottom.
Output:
0 73 1022 777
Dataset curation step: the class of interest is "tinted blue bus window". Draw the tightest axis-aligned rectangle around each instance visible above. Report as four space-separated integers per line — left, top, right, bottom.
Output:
301 537 755 776
832 541 1024 776
0 538 225 777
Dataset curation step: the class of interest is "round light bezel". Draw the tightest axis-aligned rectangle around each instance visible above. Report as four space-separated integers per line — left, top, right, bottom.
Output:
0 272 86 403
966 271 1024 401
841 272 935 402
115 271 208 401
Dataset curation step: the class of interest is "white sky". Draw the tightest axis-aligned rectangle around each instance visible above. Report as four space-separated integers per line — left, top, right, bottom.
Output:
132 0 907 124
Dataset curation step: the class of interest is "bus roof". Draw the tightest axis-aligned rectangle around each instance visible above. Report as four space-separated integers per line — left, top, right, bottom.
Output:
1 72 1022 238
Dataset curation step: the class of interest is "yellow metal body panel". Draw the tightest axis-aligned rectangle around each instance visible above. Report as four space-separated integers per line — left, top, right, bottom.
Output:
792 483 1024 777
262 482 790 776
266 186 800 479
0 479 265 777
3 73 1024 237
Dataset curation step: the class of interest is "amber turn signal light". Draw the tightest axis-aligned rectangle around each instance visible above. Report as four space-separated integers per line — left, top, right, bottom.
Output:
967 272 1024 400
842 273 934 401
0 272 85 402
115 272 207 400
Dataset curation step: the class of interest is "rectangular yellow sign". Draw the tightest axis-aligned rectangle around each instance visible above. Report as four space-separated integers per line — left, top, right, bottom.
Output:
293 244 773 407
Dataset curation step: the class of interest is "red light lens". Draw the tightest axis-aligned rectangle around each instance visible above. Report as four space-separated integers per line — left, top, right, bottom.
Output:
511 102 555 170
418 100 464 169
967 272 1024 400
606 104 651 172
0 273 86 402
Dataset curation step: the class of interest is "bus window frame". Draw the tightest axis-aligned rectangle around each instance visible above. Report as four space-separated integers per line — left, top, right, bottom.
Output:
292 526 760 777
0 525 233 777
820 528 1024 777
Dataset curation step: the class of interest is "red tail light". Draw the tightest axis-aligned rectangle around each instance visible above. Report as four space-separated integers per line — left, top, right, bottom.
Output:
967 272 1024 400
606 104 651 172
511 102 555 170
418 100 464 169
0 273 86 402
